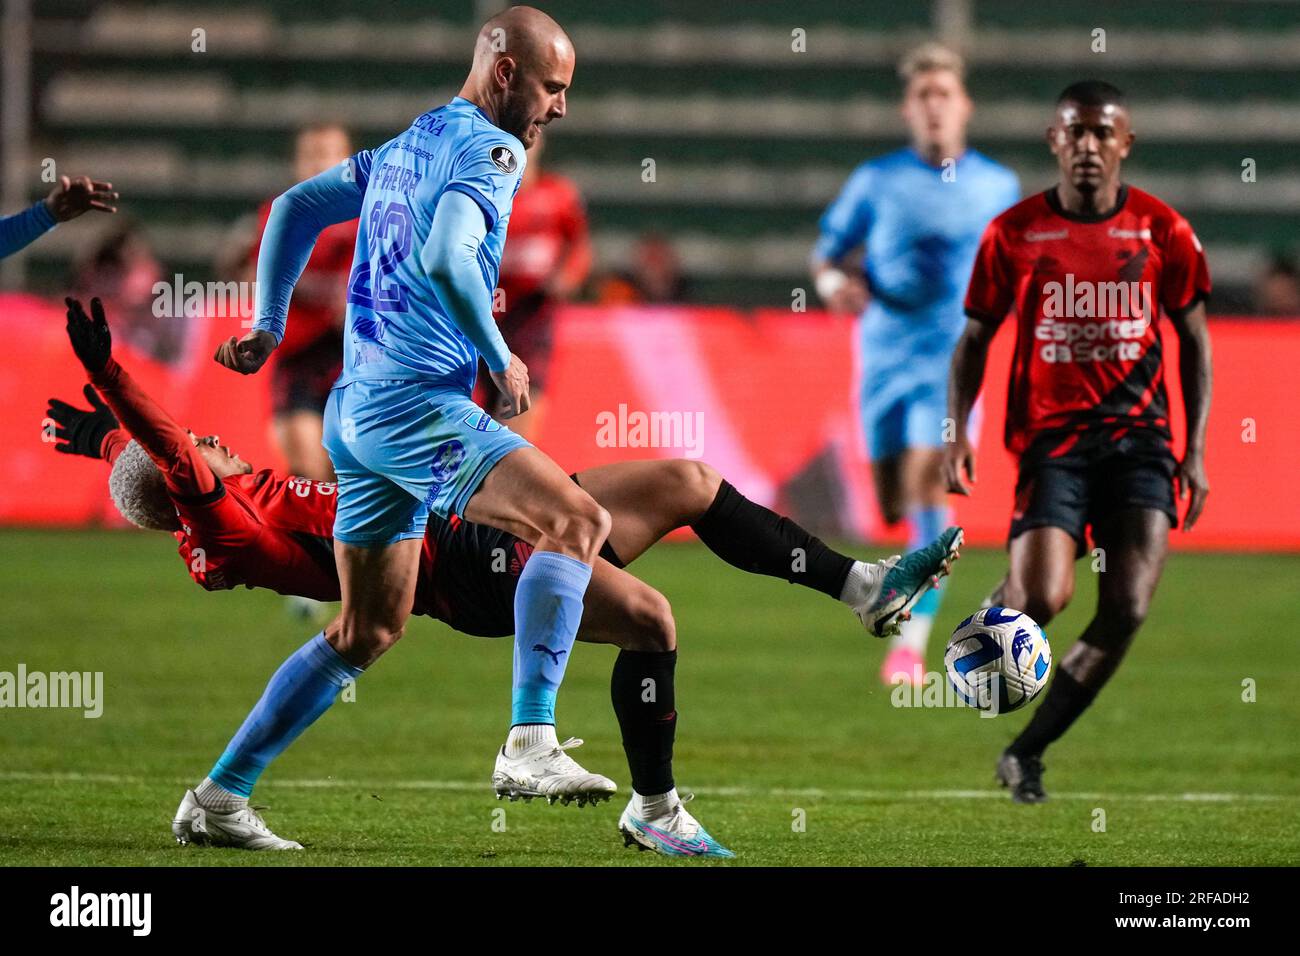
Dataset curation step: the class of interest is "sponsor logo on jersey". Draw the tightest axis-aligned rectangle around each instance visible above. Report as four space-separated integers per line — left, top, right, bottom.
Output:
1034 277 1159 366
1025 228 1069 242
1035 272 1153 363
490 145 517 174
1109 227 1152 240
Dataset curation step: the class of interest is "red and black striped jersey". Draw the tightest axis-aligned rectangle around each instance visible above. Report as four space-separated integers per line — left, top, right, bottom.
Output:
173 472 455 619
964 184 1210 459
172 471 343 601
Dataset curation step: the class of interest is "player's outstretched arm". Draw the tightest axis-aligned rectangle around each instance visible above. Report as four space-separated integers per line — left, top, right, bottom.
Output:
1 177 119 259
1169 301 1212 530
65 297 218 498
0 203 57 259
216 155 369 375
945 318 996 495
420 189 528 415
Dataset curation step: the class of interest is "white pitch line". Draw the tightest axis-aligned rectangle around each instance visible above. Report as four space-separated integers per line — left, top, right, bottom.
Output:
0 770 1293 803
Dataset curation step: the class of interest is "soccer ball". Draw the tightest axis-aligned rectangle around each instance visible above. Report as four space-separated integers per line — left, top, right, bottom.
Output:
944 607 1051 715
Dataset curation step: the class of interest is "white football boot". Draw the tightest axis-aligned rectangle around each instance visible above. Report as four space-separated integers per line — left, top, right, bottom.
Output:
619 791 734 858
171 789 303 850
492 737 617 806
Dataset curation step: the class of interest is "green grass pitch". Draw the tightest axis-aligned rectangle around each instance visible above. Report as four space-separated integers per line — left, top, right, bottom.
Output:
1 528 1297 866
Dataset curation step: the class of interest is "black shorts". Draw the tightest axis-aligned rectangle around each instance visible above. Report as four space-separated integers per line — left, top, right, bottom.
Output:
270 332 343 417
425 518 529 638
421 474 624 638
1009 434 1178 557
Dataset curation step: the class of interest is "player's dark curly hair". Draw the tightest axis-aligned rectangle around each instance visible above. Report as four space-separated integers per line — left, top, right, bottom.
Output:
1057 80 1127 110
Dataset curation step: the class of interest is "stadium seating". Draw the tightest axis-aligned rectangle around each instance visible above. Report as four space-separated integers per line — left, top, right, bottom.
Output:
16 0 1300 308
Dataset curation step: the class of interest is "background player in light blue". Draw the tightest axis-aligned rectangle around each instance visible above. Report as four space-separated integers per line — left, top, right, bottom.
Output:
811 43 1019 686
188 7 634 849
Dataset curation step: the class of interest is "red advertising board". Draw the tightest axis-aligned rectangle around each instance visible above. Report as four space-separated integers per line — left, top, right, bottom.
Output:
1 294 1293 551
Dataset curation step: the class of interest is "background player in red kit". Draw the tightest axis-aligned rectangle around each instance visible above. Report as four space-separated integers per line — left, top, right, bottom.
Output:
481 132 591 441
945 81 1213 802
238 123 358 480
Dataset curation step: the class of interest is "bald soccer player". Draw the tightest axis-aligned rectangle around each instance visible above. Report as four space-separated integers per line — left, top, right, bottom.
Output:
204 7 631 846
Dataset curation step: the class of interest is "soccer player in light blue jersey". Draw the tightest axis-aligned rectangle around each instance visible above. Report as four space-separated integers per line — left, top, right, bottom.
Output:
0 175 118 259
811 43 1019 686
186 7 632 848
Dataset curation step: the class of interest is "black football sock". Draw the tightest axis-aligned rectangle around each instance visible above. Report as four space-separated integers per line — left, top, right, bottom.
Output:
610 649 677 796
1007 669 1099 758
690 480 854 599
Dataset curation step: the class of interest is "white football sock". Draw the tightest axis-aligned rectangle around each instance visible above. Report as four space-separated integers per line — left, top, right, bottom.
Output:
838 560 881 607
506 723 558 757
889 613 933 654
632 787 679 819
194 776 248 812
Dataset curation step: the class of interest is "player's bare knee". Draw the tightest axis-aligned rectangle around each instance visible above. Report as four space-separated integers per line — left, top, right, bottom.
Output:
629 588 676 652
562 500 612 560
338 616 406 656
1019 581 1071 625
669 459 722 515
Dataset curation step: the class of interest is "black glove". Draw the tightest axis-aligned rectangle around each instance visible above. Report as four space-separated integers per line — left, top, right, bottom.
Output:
64 296 112 373
46 383 119 459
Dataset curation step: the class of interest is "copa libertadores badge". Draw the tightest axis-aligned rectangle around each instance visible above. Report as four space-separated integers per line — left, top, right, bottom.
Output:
490 145 517 173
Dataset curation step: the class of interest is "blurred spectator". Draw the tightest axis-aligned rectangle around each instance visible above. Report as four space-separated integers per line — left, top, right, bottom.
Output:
482 132 592 441
595 232 688 305
1252 254 1300 316
232 122 357 481
71 218 180 364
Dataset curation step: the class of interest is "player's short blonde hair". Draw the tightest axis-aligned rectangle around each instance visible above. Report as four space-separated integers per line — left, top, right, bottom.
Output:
898 41 965 84
108 439 180 532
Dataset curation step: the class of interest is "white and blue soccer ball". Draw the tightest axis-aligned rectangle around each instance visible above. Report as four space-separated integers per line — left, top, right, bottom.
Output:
944 607 1052 715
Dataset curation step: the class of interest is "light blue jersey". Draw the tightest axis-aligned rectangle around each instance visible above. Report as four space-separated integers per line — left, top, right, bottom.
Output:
251 96 531 542
815 147 1018 457
342 96 526 393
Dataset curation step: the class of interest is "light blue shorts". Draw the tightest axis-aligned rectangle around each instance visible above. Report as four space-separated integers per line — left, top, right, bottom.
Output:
860 370 948 461
322 379 529 547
